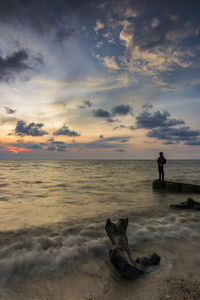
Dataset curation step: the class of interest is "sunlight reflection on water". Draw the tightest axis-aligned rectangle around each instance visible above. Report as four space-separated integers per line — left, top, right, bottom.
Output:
0 160 199 230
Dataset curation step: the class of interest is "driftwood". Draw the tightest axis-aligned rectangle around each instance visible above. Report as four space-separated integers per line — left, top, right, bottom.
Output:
170 197 200 210
105 218 160 280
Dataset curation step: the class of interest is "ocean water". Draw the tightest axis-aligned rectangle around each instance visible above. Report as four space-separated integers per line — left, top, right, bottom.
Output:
0 160 200 299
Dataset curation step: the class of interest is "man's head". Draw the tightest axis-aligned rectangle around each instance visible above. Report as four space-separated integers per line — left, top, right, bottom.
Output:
159 152 163 156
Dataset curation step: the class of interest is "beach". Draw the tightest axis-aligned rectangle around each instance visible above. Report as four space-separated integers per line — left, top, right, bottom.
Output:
0 160 199 299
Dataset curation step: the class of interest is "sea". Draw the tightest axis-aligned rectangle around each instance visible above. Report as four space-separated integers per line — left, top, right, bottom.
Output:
0 160 199 300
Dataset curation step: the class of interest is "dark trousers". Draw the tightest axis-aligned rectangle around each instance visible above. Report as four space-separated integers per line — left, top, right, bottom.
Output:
158 165 164 180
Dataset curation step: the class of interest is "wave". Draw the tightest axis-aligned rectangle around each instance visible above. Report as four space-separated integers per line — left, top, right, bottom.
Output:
0 211 199 283
128 212 200 243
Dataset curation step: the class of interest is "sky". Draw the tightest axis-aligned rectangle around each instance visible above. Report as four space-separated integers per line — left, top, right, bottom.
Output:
0 0 200 159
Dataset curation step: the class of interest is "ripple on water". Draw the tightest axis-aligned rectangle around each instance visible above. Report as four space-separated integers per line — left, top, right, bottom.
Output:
55 184 69 187
0 183 8 188
0 197 8 201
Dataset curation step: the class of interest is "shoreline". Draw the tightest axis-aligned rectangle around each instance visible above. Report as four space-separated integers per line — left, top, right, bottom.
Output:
0 209 199 299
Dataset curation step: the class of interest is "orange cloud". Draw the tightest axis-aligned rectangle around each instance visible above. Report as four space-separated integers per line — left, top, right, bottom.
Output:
5 146 30 154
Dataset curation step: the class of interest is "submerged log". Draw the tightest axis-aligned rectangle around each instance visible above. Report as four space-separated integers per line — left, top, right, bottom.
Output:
105 218 160 280
170 197 200 211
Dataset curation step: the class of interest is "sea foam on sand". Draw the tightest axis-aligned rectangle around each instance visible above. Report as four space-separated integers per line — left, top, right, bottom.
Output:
0 210 199 299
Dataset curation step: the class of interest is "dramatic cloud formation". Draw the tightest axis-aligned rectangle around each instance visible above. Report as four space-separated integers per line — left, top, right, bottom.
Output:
147 126 200 145
53 126 80 137
0 50 29 82
136 110 185 129
0 0 200 158
134 107 200 146
14 121 48 137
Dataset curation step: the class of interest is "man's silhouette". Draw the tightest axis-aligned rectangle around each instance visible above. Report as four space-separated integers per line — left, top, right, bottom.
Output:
157 152 166 181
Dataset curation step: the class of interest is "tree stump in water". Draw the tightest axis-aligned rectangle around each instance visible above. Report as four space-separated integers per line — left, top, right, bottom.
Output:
105 218 160 280
170 197 200 210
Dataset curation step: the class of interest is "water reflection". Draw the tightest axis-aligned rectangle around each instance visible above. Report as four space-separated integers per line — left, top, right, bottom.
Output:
0 160 199 230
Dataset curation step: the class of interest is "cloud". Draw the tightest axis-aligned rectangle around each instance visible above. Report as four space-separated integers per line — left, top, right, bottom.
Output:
142 103 153 110
151 18 159 28
14 120 48 136
0 49 30 82
117 2 200 87
185 140 200 146
53 125 80 137
102 32 115 44
101 136 131 142
96 41 103 48
132 15 196 51
103 56 120 70
47 145 56 151
13 142 43 150
0 0 102 34
93 104 133 120
123 8 138 18
136 110 185 129
55 27 77 43
106 118 119 123
47 136 131 152
5 106 16 114
79 100 94 109
11 140 68 152
162 140 175 145
147 126 200 145
61 136 131 150
113 124 127 130
94 20 104 34
6 135 132 154
93 109 110 118
112 104 132 116
53 142 67 152
37 140 68 152
81 136 131 149
134 106 200 146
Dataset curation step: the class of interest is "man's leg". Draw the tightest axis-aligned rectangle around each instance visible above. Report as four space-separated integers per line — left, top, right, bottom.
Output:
161 167 164 181
158 166 161 180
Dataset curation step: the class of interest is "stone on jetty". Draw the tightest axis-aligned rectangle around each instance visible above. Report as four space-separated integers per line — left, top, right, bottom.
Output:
170 197 200 211
153 180 200 193
105 218 160 280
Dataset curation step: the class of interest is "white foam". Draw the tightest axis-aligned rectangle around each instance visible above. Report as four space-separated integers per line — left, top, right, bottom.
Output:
128 212 200 243
0 212 199 283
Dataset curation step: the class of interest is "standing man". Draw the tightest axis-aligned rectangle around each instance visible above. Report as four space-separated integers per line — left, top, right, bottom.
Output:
157 152 166 181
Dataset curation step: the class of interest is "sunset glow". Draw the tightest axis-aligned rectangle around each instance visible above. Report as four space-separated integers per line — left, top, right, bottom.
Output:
0 0 200 159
